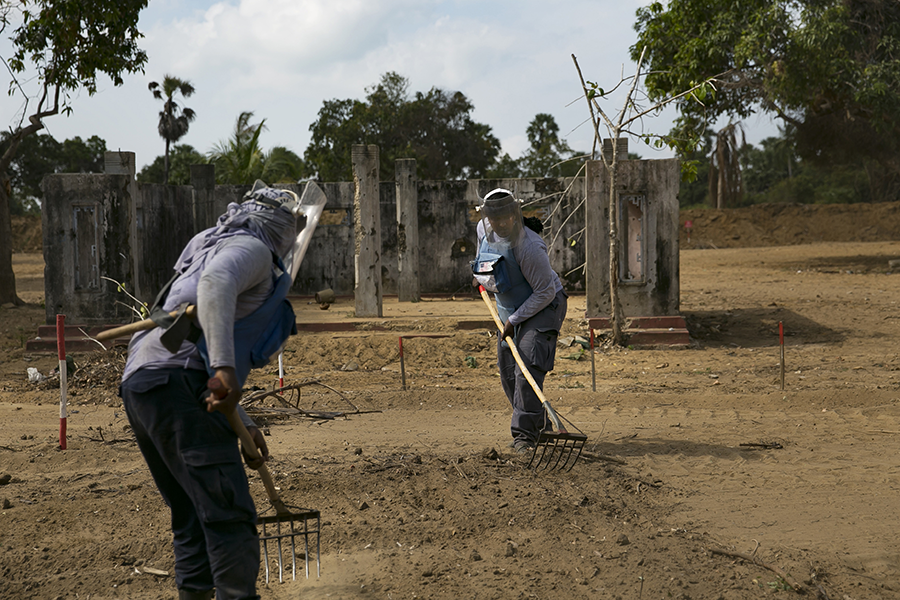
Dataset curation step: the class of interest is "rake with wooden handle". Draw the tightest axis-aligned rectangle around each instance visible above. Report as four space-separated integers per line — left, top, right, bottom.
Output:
93 306 197 343
208 378 320 583
478 285 587 471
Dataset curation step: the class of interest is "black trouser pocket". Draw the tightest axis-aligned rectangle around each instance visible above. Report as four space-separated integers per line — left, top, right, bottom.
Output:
182 444 256 524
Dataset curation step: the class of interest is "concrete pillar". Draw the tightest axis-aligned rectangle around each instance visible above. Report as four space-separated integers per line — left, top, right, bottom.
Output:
191 164 217 231
104 151 141 300
352 144 383 317
584 159 608 316
395 159 420 302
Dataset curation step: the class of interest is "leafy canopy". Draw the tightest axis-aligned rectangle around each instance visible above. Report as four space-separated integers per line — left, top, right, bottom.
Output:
0 132 106 213
137 144 206 186
632 0 900 197
7 0 149 116
305 72 501 182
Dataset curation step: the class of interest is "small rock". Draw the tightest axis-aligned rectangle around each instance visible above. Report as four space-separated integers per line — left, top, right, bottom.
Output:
0 474 11 485
616 534 630 546
505 542 516 557
358 501 369 511
2 499 11 509
481 447 499 460
340 361 359 372
470 550 482 562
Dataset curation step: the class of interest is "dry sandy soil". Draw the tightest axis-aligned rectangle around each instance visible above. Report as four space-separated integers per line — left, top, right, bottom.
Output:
3 205 900 600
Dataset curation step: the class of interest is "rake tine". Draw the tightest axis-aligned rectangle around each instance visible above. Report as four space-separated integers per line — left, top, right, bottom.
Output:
276 520 284 583
303 517 310 579
548 439 566 471
289 517 297 581
262 521 271 584
557 440 575 471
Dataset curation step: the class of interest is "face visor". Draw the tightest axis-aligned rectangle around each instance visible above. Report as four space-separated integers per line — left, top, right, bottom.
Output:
479 188 523 244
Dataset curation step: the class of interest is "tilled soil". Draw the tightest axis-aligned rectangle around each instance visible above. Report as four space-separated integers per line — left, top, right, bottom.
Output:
3 207 900 599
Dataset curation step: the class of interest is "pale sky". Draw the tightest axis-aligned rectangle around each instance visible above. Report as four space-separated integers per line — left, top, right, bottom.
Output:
2 0 778 174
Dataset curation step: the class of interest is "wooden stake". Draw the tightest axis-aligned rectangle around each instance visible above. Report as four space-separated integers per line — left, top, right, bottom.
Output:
779 321 785 391
590 328 597 392
399 337 406 391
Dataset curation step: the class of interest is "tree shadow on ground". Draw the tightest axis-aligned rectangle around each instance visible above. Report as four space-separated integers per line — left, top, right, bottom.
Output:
586 436 784 463
683 307 843 349
775 253 900 274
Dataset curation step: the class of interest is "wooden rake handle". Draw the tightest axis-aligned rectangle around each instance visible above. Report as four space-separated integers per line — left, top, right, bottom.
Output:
478 286 567 434
94 305 197 342
208 378 291 516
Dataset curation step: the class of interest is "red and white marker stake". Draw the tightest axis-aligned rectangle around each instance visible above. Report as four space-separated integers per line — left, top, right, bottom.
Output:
277 352 284 393
56 314 67 450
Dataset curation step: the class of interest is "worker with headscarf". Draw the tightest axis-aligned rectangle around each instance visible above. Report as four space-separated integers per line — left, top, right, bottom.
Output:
119 181 303 600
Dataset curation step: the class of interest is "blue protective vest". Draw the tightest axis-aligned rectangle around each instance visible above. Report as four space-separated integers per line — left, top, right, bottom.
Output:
196 259 297 387
477 236 533 323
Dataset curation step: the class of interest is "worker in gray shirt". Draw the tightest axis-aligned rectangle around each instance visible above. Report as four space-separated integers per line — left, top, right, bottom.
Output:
473 188 567 453
119 183 301 600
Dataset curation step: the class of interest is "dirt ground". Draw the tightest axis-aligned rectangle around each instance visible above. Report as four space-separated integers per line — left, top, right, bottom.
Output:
4 206 900 600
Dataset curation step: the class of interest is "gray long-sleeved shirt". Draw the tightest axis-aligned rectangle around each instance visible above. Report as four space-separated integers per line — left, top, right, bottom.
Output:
121 235 277 426
122 234 275 381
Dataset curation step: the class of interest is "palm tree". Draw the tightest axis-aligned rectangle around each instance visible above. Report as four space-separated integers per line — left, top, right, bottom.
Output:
709 122 745 209
148 75 196 184
207 111 267 184
207 112 309 184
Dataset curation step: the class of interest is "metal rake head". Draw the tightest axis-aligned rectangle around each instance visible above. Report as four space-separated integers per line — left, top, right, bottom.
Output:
526 431 588 471
258 507 321 584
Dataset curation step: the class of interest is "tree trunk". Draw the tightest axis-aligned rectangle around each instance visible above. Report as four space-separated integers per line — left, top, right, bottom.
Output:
164 139 171 185
607 162 625 346
708 164 719 208
0 175 24 305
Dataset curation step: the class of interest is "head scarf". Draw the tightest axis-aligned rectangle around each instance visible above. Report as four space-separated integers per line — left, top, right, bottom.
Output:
174 195 297 273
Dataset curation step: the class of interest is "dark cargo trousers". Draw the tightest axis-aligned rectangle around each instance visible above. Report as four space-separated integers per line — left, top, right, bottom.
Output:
120 367 261 600
498 289 568 445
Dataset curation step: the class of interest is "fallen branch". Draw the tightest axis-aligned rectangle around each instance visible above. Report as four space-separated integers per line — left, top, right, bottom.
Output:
739 442 784 450
709 547 804 593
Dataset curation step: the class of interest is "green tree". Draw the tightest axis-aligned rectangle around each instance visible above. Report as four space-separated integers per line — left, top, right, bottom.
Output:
0 0 148 305
137 144 205 185
518 113 584 178
740 128 799 201
305 72 500 181
1 133 106 213
632 0 900 201
485 153 523 178
148 75 196 185
208 112 308 184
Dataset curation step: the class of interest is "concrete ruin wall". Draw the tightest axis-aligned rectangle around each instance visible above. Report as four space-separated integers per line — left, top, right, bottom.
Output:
40 172 588 324
41 174 135 325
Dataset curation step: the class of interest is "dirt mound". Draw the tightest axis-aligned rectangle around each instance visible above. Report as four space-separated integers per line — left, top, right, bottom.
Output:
10 215 42 253
681 201 900 249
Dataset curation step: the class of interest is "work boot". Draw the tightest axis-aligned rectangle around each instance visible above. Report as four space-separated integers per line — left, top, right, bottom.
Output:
178 588 214 600
513 439 535 454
